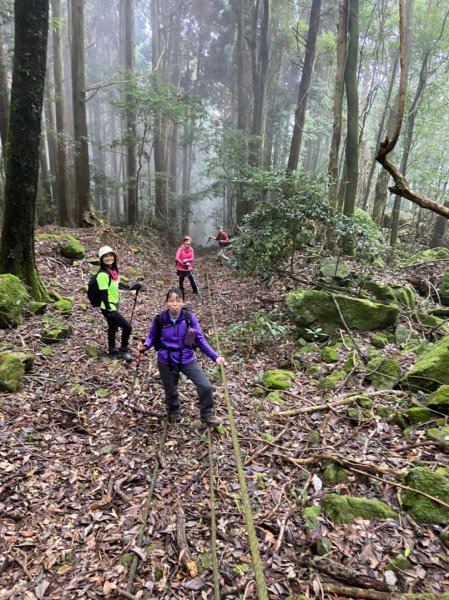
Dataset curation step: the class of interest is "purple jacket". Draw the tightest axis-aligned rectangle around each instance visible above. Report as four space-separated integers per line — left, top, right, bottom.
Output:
144 309 219 366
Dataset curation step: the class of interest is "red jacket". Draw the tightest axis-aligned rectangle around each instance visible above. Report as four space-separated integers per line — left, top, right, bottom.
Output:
176 244 194 271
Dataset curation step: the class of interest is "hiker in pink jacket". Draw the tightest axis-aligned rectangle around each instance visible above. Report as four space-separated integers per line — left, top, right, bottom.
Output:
175 235 199 299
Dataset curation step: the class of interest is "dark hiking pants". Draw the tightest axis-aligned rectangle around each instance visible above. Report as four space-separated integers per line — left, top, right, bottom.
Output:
101 309 132 350
158 360 214 417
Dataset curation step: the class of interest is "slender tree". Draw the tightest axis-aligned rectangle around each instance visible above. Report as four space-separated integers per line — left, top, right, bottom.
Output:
342 0 359 256
0 0 50 300
71 0 91 225
51 0 71 225
287 0 322 172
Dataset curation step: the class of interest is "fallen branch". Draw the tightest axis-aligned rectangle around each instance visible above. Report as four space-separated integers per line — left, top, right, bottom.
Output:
322 582 449 600
309 556 391 592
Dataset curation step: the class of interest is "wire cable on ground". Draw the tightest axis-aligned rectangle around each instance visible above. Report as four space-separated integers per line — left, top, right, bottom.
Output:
205 272 269 600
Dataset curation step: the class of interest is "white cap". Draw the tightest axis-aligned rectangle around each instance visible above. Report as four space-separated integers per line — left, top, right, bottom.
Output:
98 245 116 260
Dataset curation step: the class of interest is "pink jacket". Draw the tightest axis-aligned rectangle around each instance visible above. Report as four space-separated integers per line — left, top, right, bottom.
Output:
176 244 194 271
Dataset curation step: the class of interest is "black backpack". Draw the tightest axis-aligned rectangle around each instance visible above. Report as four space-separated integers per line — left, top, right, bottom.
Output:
153 309 197 350
87 270 111 308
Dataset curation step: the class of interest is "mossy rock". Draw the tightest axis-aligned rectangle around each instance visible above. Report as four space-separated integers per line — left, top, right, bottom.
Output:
371 332 389 349
323 462 348 485
415 311 446 328
360 280 417 309
303 506 320 529
401 334 449 392
0 352 25 392
426 385 449 415
403 467 449 524
319 258 351 285
321 346 338 363
395 407 432 429
266 390 285 405
286 289 398 339
438 266 449 306
41 322 72 343
322 494 398 524
426 427 449 445
307 431 321 445
40 346 53 357
85 345 101 358
375 404 394 418
262 369 295 390
354 395 373 409
53 298 73 316
400 247 449 268
0 274 29 328
402 340 430 356
364 356 400 390
12 352 34 372
59 234 86 259
296 342 319 355
318 369 347 389
306 364 323 376
395 323 412 347
29 301 47 315
386 555 412 572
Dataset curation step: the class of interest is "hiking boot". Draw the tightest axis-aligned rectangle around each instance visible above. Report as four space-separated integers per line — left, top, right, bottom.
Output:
118 348 133 362
201 414 221 427
168 410 182 423
108 347 119 358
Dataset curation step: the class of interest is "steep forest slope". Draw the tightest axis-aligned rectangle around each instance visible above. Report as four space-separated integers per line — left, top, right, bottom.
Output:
1 226 448 600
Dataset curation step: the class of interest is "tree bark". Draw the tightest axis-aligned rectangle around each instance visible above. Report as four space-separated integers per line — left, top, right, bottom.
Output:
342 0 359 256
51 0 71 225
287 0 322 172
122 0 137 227
71 0 91 226
0 27 10 149
0 0 50 301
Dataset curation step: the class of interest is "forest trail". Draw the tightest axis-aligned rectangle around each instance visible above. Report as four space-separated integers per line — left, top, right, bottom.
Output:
1 227 448 599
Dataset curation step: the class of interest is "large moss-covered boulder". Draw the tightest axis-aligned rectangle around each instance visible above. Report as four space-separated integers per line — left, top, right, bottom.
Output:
262 369 295 390
286 289 398 339
426 385 449 414
395 407 433 429
401 334 449 392
364 356 400 390
0 352 26 392
400 247 449 268
59 235 85 259
361 280 417 309
403 467 449 524
322 494 398 524
0 274 29 328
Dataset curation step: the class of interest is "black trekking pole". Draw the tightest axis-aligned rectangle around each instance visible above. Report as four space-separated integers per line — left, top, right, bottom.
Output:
190 270 203 301
129 288 139 325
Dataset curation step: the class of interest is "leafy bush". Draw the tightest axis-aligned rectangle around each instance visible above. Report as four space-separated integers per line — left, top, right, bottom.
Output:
227 310 291 350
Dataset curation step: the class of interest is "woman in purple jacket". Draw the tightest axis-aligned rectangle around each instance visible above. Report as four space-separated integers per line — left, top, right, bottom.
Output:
138 287 226 425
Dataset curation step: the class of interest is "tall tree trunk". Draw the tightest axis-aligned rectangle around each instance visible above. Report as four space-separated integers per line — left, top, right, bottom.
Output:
249 0 270 167
71 0 91 226
234 0 247 131
0 27 10 149
51 0 71 225
342 0 359 256
122 0 137 227
151 0 168 223
389 0 418 246
0 0 50 301
44 85 58 203
287 0 322 172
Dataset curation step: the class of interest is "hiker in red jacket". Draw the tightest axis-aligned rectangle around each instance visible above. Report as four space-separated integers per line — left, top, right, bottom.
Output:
175 235 199 299
208 226 230 248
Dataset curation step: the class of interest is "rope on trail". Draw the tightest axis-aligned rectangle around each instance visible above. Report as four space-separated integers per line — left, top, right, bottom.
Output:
124 421 168 595
205 272 269 600
207 429 220 600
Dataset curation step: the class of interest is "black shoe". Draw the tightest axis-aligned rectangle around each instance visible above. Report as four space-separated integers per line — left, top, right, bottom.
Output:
201 414 221 427
119 348 133 362
168 410 182 423
108 348 119 357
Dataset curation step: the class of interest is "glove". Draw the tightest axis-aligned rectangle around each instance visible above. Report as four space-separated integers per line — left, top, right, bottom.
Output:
130 283 142 291
182 260 190 266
